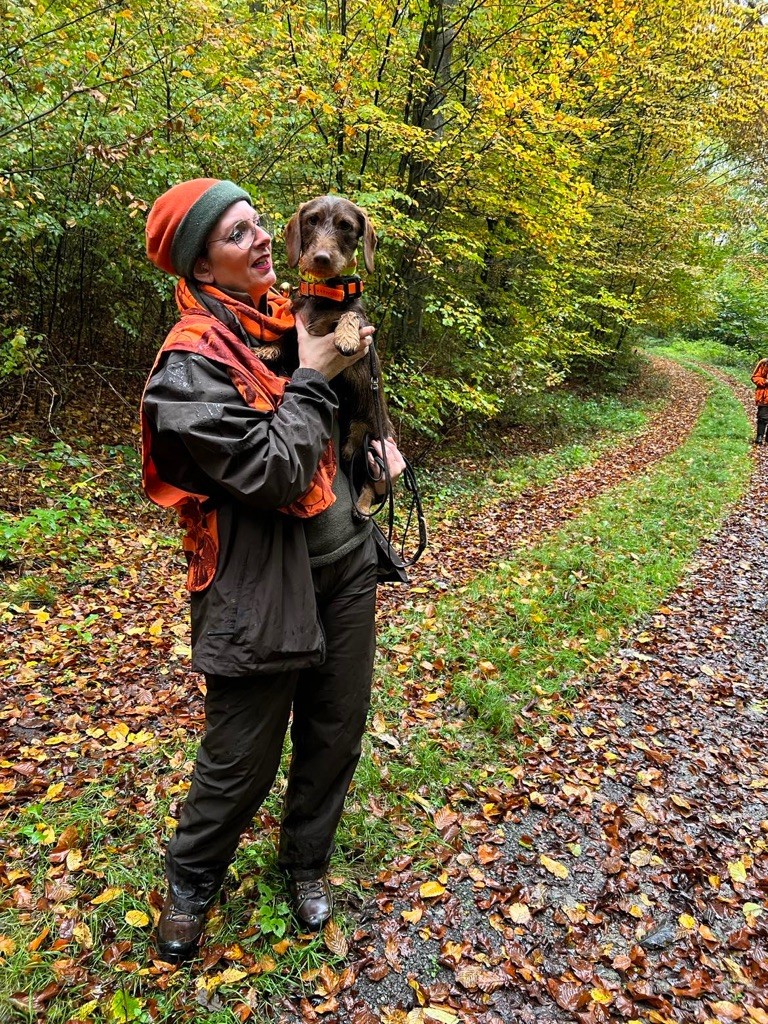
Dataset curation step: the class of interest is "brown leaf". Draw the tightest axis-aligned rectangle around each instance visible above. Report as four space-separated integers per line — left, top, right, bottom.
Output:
323 918 348 958
709 1002 746 1021
547 978 589 1011
433 806 458 832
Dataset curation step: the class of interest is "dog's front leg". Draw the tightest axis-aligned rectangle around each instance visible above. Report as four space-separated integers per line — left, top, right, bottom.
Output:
334 310 363 355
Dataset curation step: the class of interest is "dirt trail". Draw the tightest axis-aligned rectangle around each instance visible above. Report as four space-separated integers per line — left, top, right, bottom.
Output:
293 373 768 1022
379 357 708 618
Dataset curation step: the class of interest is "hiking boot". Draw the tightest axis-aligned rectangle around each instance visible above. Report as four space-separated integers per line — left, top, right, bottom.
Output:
156 894 206 964
288 874 333 931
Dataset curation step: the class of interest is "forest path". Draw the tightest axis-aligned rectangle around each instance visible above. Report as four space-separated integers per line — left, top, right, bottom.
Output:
378 357 708 621
298 370 768 1023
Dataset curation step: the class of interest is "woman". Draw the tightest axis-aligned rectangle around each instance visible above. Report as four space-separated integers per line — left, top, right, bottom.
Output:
141 178 405 963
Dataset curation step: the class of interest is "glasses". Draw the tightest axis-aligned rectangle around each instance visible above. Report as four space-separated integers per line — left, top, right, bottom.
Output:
208 214 271 250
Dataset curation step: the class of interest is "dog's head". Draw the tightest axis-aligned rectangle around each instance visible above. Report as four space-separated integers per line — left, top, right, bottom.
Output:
285 195 377 278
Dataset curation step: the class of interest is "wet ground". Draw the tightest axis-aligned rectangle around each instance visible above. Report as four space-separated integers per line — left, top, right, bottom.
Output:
281 373 768 1022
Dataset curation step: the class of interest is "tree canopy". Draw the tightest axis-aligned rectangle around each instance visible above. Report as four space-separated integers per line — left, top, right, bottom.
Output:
3 0 768 437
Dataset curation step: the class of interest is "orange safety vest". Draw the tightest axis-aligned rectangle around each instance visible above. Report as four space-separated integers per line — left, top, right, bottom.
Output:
141 308 336 592
752 359 768 406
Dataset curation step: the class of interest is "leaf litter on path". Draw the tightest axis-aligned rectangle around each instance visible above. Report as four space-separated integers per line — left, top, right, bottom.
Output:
3 359 763 1024
291 370 767 1022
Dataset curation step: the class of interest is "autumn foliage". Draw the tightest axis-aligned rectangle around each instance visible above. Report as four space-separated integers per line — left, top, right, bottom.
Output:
2 0 768 436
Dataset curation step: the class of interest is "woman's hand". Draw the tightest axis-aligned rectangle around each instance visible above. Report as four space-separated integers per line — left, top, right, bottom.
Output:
296 315 374 380
369 437 406 495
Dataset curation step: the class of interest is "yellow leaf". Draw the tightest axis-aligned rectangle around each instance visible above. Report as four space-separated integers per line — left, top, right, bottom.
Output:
0 936 17 957
44 782 65 801
539 855 569 879
422 1009 459 1023
125 910 150 927
728 860 748 884
91 886 123 905
419 881 446 898
222 968 249 984
73 922 93 948
402 906 423 924
272 938 290 954
66 848 85 871
630 848 653 867
506 902 531 924
678 913 695 929
591 988 614 1005
148 618 163 637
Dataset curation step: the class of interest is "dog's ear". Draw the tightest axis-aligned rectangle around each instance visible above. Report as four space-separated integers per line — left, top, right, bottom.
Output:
284 207 304 268
356 207 377 273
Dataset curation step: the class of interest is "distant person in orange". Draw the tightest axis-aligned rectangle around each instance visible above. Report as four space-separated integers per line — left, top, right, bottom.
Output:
751 358 768 444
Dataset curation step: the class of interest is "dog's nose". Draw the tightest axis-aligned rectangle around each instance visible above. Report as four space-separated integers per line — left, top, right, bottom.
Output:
313 250 332 266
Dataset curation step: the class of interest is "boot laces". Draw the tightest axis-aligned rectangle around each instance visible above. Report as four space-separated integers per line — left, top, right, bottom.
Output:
295 877 325 902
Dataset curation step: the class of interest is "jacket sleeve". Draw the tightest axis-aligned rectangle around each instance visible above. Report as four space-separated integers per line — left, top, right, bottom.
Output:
752 362 768 388
142 352 338 510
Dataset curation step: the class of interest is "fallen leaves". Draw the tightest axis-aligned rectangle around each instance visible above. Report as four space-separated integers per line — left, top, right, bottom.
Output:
539 854 569 879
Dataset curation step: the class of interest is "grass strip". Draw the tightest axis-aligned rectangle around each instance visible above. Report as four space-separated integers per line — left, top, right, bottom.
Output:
417 387 657 523
367 371 750 775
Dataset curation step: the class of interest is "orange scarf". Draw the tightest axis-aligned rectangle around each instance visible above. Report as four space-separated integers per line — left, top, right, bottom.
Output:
141 282 336 592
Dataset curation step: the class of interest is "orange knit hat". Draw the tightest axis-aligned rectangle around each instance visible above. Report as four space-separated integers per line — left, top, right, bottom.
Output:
145 178 251 278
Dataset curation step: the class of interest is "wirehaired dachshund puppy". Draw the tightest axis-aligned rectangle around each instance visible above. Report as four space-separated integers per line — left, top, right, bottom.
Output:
284 195 395 510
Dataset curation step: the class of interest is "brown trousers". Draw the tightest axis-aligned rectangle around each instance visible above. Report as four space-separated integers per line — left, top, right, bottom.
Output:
166 535 377 912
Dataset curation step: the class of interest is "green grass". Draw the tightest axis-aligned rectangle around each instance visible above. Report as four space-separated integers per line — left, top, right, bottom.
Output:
379 372 750 747
414 385 659 524
644 333 758 380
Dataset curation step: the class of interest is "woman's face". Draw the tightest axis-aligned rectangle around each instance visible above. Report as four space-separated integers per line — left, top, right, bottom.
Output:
193 200 276 301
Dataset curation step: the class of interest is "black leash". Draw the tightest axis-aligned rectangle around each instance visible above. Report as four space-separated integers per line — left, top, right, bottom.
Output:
350 343 427 568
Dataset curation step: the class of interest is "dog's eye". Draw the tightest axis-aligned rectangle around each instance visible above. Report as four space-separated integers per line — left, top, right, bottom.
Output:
338 219 355 232
306 214 319 226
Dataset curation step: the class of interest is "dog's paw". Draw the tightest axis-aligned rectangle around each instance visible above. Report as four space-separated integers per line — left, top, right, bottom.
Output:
334 311 362 356
257 344 283 362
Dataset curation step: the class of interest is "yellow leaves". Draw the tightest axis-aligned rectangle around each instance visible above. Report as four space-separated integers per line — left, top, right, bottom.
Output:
677 913 696 930
401 906 423 924
125 910 150 927
198 967 248 993
590 988 614 1005
539 855 569 879
148 617 163 636
506 902 532 925
629 847 654 867
73 921 93 949
0 936 17 957
419 881 446 899
66 848 85 871
728 858 748 885
91 886 123 905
